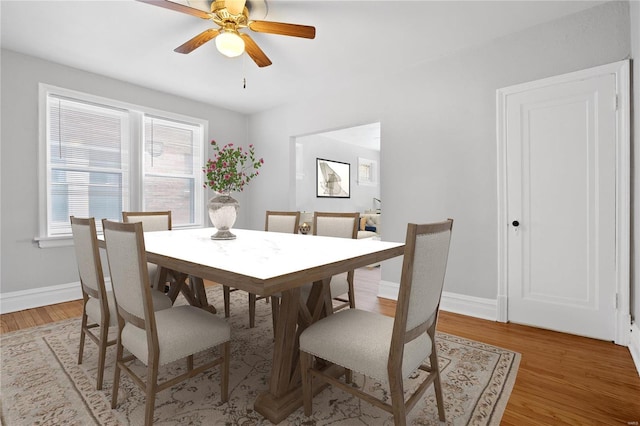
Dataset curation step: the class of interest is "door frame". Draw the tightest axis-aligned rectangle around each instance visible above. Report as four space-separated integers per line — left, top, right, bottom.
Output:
496 60 630 345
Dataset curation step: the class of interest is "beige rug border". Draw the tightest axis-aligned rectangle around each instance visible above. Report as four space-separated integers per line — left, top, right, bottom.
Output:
488 349 520 426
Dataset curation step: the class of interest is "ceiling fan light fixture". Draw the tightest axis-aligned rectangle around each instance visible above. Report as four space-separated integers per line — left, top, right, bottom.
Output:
215 30 245 58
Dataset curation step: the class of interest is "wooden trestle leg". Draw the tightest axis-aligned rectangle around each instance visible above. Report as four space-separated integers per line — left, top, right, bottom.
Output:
156 267 216 314
254 278 342 423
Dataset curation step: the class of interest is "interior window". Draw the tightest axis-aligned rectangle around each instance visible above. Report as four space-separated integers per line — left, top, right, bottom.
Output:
40 86 206 241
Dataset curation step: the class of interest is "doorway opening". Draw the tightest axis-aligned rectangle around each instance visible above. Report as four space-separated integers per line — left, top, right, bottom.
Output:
293 122 381 220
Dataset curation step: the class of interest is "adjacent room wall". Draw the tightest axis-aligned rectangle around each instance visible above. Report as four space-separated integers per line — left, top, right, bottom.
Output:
0 49 248 296
245 1 631 304
295 134 380 215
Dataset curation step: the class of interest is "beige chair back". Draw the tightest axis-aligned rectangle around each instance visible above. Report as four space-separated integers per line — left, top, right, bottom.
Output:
102 220 152 322
122 211 172 232
312 212 360 311
265 211 300 233
393 220 453 343
70 216 106 299
313 212 359 238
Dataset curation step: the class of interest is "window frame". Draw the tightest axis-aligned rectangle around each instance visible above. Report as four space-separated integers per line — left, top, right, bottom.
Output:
357 157 378 186
37 84 208 248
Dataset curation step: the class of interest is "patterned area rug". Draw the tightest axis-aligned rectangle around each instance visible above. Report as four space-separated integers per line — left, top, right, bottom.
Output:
0 286 519 425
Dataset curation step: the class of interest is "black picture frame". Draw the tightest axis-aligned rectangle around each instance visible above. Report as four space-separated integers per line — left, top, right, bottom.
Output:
316 158 350 198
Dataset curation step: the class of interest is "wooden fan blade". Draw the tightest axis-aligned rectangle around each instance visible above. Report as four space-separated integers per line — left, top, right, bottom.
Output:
226 0 246 15
137 0 212 20
248 20 316 39
240 33 272 67
174 29 220 54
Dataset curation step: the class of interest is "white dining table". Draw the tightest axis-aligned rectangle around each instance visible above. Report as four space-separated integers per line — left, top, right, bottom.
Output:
110 227 405 423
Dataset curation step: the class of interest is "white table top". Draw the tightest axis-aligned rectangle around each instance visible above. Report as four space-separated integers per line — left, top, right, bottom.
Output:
141 228 405 295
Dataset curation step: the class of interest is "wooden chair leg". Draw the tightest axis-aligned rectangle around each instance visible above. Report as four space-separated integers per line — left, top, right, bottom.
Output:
111 341 124 409
221 341 230 402
430 351 446 422
187 354 194 372
348 280 356 309
300 350 313 417
345 368 352 384
96 323 109 390
270 296 280 334
223 286 231 318
389 370 407 426
77 313 87 365
249 293 257 328
145 364 158 426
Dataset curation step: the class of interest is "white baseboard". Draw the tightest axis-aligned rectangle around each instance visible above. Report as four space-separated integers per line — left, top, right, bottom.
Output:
0 281 81 314
440 292 497 321
377 280 400 301
629 321 640 377
378 280 497 321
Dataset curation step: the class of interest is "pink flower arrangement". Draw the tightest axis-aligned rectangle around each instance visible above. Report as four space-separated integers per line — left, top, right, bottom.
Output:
203 140 264 193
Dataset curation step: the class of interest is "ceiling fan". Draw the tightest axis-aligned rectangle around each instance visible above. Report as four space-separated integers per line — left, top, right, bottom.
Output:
138 0 316 67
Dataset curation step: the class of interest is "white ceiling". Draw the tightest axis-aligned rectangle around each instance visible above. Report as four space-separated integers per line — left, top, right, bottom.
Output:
1 1 607 115
317 122 380 151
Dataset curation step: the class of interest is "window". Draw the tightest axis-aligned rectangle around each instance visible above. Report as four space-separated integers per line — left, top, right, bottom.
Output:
357 157 378 186
38 85 206 246
143 117 202 226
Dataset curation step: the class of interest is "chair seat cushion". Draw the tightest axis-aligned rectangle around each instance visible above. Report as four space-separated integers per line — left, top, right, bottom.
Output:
149 288 174 311
122 305 231 366
357 230 378 239
300 272 350 301
299 309 432 383
147 263 159 284
86 289 172 327
329 273 349 298
86 292 118 327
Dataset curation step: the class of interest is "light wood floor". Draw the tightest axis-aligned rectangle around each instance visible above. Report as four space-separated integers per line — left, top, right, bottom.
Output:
2 267 639 425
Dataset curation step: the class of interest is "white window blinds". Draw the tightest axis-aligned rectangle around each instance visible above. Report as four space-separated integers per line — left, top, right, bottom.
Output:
143 116 202 225
47 96 129 235
40 86 206 242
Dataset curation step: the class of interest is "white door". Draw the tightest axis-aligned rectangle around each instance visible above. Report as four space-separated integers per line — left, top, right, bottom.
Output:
498 64 627 341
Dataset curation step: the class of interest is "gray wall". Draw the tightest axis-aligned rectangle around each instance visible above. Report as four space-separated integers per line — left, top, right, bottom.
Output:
245 1 632 300
0 49 249 293
1 1 637 324
295 134 380 214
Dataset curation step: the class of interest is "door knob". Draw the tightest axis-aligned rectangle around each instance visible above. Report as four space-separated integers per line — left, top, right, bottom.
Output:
512 220 520 227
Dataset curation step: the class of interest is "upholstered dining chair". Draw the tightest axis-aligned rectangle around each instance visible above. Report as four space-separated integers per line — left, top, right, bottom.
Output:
122 210 172 231
70 216 173 391
308 211 360 312
122 211 172 291
299 219 453 426
102 219 231 426
223 211 300 328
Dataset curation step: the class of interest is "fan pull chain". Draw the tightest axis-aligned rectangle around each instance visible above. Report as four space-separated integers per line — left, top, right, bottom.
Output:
242 55 246 89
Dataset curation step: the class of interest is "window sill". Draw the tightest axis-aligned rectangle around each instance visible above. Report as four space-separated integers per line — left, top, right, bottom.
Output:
34 235 74 248
34 224 205 248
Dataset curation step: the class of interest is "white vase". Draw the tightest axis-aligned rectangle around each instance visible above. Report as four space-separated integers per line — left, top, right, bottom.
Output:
207 192 239 240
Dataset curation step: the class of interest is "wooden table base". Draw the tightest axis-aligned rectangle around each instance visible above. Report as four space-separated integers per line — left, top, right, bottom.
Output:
157 268 217 314
254 364 344 423
254 279 336 423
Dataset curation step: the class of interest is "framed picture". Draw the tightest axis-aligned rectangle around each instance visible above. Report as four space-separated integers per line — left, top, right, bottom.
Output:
316 158 350 198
